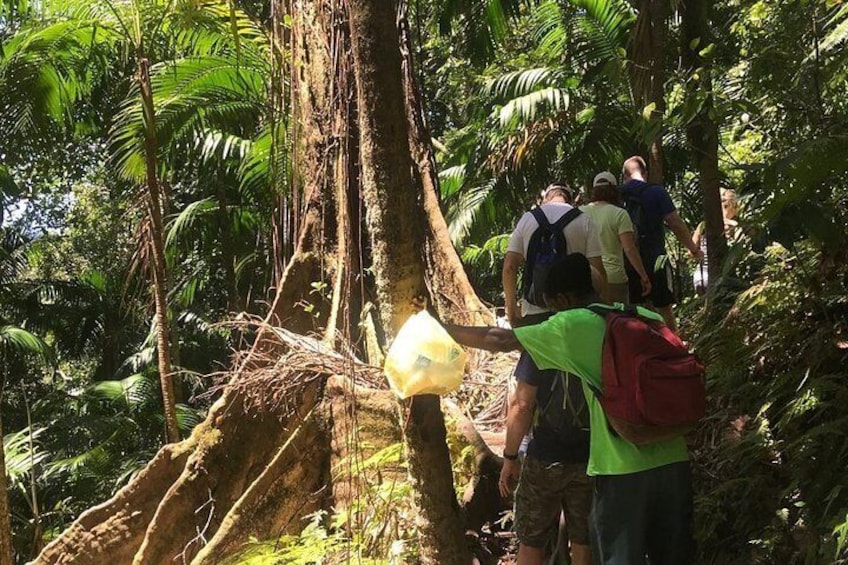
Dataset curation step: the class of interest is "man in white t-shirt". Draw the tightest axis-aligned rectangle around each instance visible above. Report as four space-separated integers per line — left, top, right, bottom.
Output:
500 182 605 565
503 183 606 326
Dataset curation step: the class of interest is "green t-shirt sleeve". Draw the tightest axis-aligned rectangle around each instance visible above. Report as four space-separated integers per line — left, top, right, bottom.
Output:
514 315 580 374
616 208 634 235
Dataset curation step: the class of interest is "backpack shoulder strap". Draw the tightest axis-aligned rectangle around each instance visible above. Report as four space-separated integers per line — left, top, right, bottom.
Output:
549 208 582 254
587 304 613 318
587 304 641 320
530 207 551 229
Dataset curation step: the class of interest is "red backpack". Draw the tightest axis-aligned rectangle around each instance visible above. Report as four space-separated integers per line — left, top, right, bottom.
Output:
587 305 705 445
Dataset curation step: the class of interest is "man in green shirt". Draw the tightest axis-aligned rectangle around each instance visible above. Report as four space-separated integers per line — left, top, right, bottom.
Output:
445 254 694 565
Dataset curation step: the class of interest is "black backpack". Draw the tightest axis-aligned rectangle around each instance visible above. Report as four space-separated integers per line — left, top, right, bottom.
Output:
534 370 591 444
622 183 649 250
522 207 583 306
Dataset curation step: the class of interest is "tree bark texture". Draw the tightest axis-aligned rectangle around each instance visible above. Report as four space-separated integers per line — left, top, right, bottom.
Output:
138 56 180 444
267 0 363 341
681 0 727 282
397 7 493 328
347 0 426 336
35 376 328 565
33 440 196 565
347 1 471 562
630 0 667 182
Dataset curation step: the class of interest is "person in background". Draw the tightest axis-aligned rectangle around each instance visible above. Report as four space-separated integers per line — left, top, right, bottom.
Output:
581 172 651 305
502 182 606 328
620 157 703 331
692 188 739 294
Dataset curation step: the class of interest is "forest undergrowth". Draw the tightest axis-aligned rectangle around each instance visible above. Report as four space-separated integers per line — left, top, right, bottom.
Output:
685 243 848 564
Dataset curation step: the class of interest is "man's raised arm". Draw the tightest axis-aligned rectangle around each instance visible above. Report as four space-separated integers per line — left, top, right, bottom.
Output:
444 324 523 353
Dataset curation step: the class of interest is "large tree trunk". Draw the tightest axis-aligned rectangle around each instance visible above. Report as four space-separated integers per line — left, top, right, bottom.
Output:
398 8 493 328
346 1 470 563
0 406 13 565
33 2 504 563
32 342 505 565
681 0 727 282
630 0 667 182
138 56 180 444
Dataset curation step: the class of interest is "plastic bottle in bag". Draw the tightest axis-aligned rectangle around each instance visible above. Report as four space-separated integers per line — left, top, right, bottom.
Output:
383 311 467 399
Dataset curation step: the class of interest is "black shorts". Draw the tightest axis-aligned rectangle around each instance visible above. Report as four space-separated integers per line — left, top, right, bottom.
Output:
628 255 675 308
590 461 695 565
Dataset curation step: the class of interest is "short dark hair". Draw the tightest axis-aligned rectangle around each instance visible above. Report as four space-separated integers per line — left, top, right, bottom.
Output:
544 254 594 299
591 184 620 204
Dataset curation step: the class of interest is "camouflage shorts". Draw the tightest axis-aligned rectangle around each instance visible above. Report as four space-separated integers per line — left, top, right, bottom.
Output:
514 456 593 547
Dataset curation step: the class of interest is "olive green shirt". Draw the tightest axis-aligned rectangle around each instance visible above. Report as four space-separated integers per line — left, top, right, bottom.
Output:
580 203 634 284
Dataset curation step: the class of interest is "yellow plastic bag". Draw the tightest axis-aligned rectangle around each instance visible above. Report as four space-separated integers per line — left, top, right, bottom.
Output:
383 311 467 399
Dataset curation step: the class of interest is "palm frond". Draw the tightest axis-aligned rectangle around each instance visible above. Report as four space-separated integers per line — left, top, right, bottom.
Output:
569 0 634 76
819 4 848 55
87 373 158 411
116 344 156 376
444 177 499 245
0 17 121 136
0 325 54 364
438 164 467 201
110 53 268 184
2 426 49 484
482 67 570 102
531 0 567 55
495 87 570 130
435 0 531 65
165 196 218 248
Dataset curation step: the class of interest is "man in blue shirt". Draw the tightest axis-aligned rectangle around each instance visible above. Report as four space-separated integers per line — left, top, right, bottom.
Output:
620 156 703 330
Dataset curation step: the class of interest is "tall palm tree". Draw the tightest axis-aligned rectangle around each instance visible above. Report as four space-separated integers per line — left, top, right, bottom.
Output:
0 0 267 443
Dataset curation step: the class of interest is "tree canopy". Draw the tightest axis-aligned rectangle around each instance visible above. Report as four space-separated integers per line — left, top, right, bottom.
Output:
1 0 847 563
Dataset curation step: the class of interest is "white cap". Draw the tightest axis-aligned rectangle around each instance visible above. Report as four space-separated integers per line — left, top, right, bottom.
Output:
593 171 617 188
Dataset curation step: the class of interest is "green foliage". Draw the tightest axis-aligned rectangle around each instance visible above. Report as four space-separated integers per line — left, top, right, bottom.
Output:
690 242 848 563
459 234 511 304
221 441 421 564
0 325 52 364
220 512 386 565
331 442 418 560
2 0 848 562
3 427 49 486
